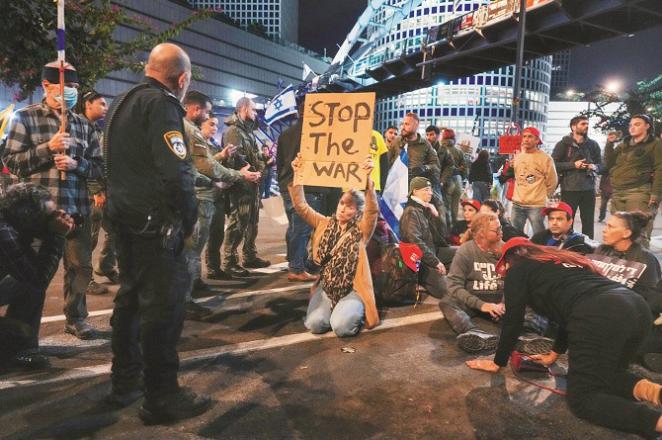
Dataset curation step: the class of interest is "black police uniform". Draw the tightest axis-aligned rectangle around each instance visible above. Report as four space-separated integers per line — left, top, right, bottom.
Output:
104 77 197 400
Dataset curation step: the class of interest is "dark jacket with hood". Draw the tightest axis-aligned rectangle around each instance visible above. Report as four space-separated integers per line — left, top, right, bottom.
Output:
400 197 449 269
223 112 264 197
551 134 602 193
530 229 593 254
388 134 440 184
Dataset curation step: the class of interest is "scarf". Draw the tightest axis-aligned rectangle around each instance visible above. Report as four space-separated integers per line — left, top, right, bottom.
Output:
316 216 362 307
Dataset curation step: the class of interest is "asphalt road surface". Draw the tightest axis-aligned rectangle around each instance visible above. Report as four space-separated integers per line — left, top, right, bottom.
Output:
1 196 660 439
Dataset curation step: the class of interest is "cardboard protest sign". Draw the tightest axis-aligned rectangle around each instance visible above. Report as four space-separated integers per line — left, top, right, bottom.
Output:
587 254 648 289
294 92 376 189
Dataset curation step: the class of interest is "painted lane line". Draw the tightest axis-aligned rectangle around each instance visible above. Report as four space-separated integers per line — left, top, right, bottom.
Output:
40 282 313 324
0 311 442 391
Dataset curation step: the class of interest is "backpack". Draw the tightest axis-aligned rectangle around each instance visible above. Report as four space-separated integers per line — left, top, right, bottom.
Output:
377 243 419 306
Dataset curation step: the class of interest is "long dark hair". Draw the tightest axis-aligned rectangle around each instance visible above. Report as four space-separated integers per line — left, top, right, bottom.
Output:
504 242 599 274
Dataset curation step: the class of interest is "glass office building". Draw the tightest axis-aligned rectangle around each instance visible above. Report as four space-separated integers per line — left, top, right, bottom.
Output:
189 0 298 43
352 0 552 152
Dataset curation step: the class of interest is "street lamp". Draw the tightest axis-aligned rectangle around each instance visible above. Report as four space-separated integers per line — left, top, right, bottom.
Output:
605 79 623 95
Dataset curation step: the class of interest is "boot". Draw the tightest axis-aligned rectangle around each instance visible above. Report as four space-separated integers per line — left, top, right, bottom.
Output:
633 379 662 406
139 387 212 425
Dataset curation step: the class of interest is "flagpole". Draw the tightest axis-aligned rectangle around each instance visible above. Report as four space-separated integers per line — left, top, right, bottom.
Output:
57 0 67 181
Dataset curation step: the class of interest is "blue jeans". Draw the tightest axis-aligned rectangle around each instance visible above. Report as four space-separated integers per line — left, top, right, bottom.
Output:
281 190 322 274
304 284 365 337
186 199 216 300
511 203 545 236
472 181 490 203
262 168 273 199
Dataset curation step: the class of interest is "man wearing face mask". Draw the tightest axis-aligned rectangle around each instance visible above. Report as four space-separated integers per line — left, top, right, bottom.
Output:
104 43 211 423
2 61 103 340
0 183 74 370
221 97 269 277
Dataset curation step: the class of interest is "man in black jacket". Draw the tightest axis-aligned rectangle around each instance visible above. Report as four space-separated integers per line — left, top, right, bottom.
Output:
0 183 73 370
400 177 454 298
551 115 602 238
531 201 593 254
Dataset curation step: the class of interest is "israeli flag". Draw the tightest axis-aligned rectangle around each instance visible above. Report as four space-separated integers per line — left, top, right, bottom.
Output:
264 85 298 125
379 148 409 238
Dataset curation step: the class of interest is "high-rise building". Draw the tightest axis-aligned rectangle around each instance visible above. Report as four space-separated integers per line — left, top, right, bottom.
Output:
189 0 298 43
550 49 571 98
351 0 553 152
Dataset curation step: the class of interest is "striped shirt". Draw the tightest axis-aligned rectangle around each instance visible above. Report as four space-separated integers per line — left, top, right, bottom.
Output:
2 102 103 216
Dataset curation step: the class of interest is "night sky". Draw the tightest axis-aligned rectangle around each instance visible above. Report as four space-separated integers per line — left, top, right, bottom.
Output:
298 3 662 93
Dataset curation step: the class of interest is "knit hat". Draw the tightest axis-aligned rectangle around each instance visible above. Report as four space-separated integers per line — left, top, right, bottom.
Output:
409 176 432 195
522 126 543 145
542 201 573 218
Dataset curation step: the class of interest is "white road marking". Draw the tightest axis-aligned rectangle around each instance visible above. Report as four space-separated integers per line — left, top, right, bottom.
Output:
0 311 442 391
40 280 313 324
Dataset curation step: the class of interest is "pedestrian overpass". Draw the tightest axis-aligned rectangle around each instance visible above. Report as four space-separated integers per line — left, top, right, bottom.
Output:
323 0 662 97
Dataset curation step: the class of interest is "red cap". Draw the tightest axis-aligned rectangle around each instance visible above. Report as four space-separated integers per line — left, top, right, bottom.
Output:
495 237 531 275
399 242 423 273
461 199 481 211
442 128 455 140
542 201 573 218
522 126 543 145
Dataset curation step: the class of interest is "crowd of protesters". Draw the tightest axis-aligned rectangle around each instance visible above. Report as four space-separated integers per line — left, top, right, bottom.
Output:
1 43 662 435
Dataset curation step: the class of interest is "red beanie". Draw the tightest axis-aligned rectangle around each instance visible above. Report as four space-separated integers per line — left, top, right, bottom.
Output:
442 128 455 140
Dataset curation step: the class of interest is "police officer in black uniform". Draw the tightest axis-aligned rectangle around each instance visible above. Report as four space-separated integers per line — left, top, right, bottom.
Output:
104 43 212 424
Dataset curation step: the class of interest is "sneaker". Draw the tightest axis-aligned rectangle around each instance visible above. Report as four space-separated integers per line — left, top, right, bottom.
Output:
456 330 499 354
86 280 109 296
207 268 232 280
287 271 318 282
64 320 96 340
515 334 554 355
185 302 213 321
95 270 120 285
243 257 271 269
10 350 51 370
139 387 213 425
225 264 250 278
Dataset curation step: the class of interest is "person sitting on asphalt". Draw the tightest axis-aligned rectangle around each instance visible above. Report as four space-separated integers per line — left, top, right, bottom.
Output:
0 183 74 370
530 201 593 254
289 153 379 337
449 199 480 245
440 213 551 354
400 177 454 299
468 237 662 440
479 199 526 241
596 210 662 372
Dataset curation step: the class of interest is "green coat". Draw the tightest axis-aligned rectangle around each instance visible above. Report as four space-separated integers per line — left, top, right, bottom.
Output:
604 135 662 201
184 119 242 202
222 113 264 197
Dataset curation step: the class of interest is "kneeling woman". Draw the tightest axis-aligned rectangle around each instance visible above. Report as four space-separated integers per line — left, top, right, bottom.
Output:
467 237 662 438
289 154 379 337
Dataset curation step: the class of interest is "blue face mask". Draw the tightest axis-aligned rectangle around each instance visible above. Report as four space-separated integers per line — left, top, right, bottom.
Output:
63 86 78 110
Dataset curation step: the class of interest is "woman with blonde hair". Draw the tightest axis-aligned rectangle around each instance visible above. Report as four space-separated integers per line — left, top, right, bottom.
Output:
289 153 379 337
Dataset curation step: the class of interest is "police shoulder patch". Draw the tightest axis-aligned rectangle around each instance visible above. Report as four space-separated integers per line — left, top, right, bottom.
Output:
164 131 187 160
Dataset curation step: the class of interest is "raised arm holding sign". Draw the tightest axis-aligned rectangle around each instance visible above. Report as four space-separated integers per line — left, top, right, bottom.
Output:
294 92 376 189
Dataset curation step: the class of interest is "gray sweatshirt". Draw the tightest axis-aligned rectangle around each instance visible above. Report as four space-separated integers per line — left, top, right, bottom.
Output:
447 240 504 310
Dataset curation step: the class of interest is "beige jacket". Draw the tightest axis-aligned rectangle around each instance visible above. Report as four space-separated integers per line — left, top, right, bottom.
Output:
289 183 380 329
512 149 558 207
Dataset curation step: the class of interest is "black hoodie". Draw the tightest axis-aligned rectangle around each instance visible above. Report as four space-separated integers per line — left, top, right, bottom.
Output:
551 134 602 192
